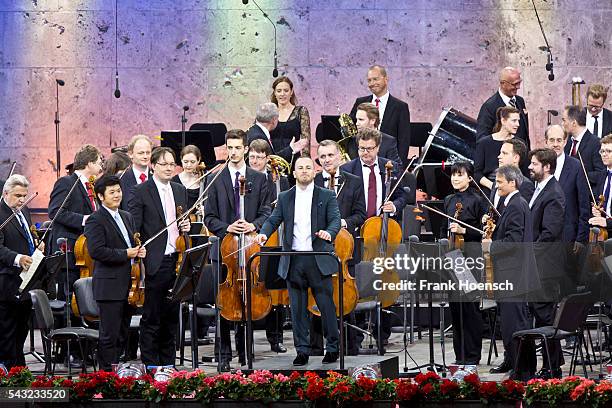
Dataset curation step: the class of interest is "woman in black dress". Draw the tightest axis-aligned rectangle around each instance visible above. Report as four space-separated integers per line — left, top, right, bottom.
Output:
171 144 202 209
474 106 520 194
270 76 311 160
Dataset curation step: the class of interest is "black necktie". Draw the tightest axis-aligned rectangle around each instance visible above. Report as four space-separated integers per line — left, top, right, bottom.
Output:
509 98 517 108
594 116 599 138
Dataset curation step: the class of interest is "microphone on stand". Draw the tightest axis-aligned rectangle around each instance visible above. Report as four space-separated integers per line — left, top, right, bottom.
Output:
245 0 279 78
273 52 278 78
114 70 121 98
56 79 65 86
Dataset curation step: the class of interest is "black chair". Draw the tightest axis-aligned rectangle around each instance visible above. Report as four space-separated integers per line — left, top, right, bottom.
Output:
512 291 593 378
29 289 99 375
73 277 100 327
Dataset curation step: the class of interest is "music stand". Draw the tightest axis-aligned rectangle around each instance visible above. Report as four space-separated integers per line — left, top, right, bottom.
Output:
315 115 342 143
160 130 217 167
189 123 228 148
170 242 211 369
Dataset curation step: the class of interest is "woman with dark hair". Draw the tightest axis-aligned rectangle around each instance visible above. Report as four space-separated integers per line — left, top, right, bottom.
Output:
171 145 202 209
442 161 487 367
474 106 520 193
104 151 131 177
270 76 311 157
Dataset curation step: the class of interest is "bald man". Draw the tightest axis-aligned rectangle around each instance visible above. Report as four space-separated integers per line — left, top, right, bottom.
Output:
477 67 530 149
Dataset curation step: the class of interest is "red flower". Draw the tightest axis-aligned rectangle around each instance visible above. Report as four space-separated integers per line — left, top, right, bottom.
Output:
356 376 376 391
415 371 440 385
440 379 459 395
421 383 435 395
479 381 499 398
464 373 480 387
289 371 301 381
395 379 419 401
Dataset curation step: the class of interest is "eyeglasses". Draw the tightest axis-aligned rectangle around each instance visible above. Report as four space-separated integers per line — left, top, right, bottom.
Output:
358 146 377 153
248 154 267 161
156 162 175 168
501 80 522 87
587 103 604 110
600 149 612 155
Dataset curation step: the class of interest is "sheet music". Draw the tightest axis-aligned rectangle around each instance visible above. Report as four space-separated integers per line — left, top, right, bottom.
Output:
19 249 44 292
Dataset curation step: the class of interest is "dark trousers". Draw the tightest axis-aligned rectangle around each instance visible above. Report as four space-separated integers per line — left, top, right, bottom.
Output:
265 306 285 345
530 301 564 370
97 300 131 371
498 301 536 380
0 300 32 369
310 312 359 356
287 255 338 354
215 318 245 363
140 255 179 367
449 301 483 364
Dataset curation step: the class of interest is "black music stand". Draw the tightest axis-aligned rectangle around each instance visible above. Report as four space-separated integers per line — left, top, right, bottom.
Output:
170 242 211 369
160 130 217 167
189 123 228 148
315 115 342 143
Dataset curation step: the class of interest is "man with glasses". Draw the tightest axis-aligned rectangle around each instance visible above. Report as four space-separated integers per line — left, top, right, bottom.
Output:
562 105 604 186
585 84 612 139
589 135 612 231
128 147 190 368
477 66 530 149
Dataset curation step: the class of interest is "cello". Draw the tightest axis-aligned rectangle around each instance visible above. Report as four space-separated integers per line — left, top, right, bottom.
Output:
218 176 272 321
128 232 145 307
307 169 359 316
360 161 401 308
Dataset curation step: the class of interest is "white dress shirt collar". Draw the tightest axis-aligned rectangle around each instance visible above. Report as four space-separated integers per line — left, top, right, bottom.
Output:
133 166 148 184
554 152 566 181
503 189 519 206
498 89 514 106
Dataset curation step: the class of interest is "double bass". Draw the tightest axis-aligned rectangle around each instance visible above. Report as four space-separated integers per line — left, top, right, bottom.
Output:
360 161 401 308
218 176 272 321
307 169 359 316
128 232 145 307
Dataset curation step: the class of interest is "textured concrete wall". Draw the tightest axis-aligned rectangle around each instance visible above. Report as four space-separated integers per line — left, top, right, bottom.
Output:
0 0 610 207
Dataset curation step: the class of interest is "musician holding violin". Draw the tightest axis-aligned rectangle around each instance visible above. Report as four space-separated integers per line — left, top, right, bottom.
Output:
0 175 44 369
256 156 342 366
128 147 190 368
172 145 204 210
589 134 612 231
204 130 271 372
84 175 146 371
442 162 487 366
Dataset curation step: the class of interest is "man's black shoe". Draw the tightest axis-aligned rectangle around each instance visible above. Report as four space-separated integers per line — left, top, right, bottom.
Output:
322 352 339 364
218 361 231 372
293 353 309 366
271 343 287 353
489 360 512 374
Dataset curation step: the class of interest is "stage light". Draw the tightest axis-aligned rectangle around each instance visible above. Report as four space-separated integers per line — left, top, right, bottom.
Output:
151 366 176 382
113 362 146 378
349 363 382 379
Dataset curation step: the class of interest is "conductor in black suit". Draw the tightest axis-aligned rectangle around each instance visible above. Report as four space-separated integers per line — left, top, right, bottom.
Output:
0 175 43 369
527 148 566 378
48 145 104 297
246 102 308 164
477 67 530 149
563 105 604 186
85 175 146 371
257 156 342 366
119 135 153 211
482 165 539 380
586 84 612 139
204 130 271 371
350 65 411 167
128 147 190 368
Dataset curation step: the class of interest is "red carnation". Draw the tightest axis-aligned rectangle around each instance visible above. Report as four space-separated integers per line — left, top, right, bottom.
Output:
480 381 499 398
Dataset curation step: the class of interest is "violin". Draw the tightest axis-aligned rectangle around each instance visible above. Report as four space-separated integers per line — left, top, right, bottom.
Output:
587 195 608 272
218 176 271 321
307 169 359 316
482 208 496 299
449 202 464 251
360 161 401 308
128 232 145 307
175 206 192 274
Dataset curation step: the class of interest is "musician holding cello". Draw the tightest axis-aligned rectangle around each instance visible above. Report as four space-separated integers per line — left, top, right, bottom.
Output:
84 175 145 371
0 175 43 369
204 130 271 372
128 147 190 368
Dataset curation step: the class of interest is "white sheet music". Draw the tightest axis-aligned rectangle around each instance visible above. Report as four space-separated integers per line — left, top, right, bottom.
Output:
19 249 44 292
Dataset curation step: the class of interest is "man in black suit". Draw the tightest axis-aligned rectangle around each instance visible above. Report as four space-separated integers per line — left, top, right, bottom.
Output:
246 102 308 164
586 84 612 139
482 165 539 380
0 175 43 369
490 138 535 214
477 67 530 149
128 147 190 368
563 105 604 186
590 135 612 229
349 65 411 167
84 175 146 371
119 135 153 211
204 130 271 371
527 148 566 378
345 103 401 166
257 156 342 366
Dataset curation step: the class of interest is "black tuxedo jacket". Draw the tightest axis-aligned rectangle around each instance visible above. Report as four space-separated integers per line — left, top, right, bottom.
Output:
341 157 413 220
48 173 95 254
491 192 539 298
314 171 366 236
84 208 135 301
350 94 411 167
0 202 34 301
344 132 401 168
246 124 293 163
602 108 612 137
558 156 590 243
119 166 153 211
260 185 341 280
529 177 565 242
477 92 530 149
204 167 271 242
128 178 188 276
563 130 604 185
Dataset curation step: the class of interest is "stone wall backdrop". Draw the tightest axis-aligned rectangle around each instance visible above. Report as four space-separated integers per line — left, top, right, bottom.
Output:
0 0 610 208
